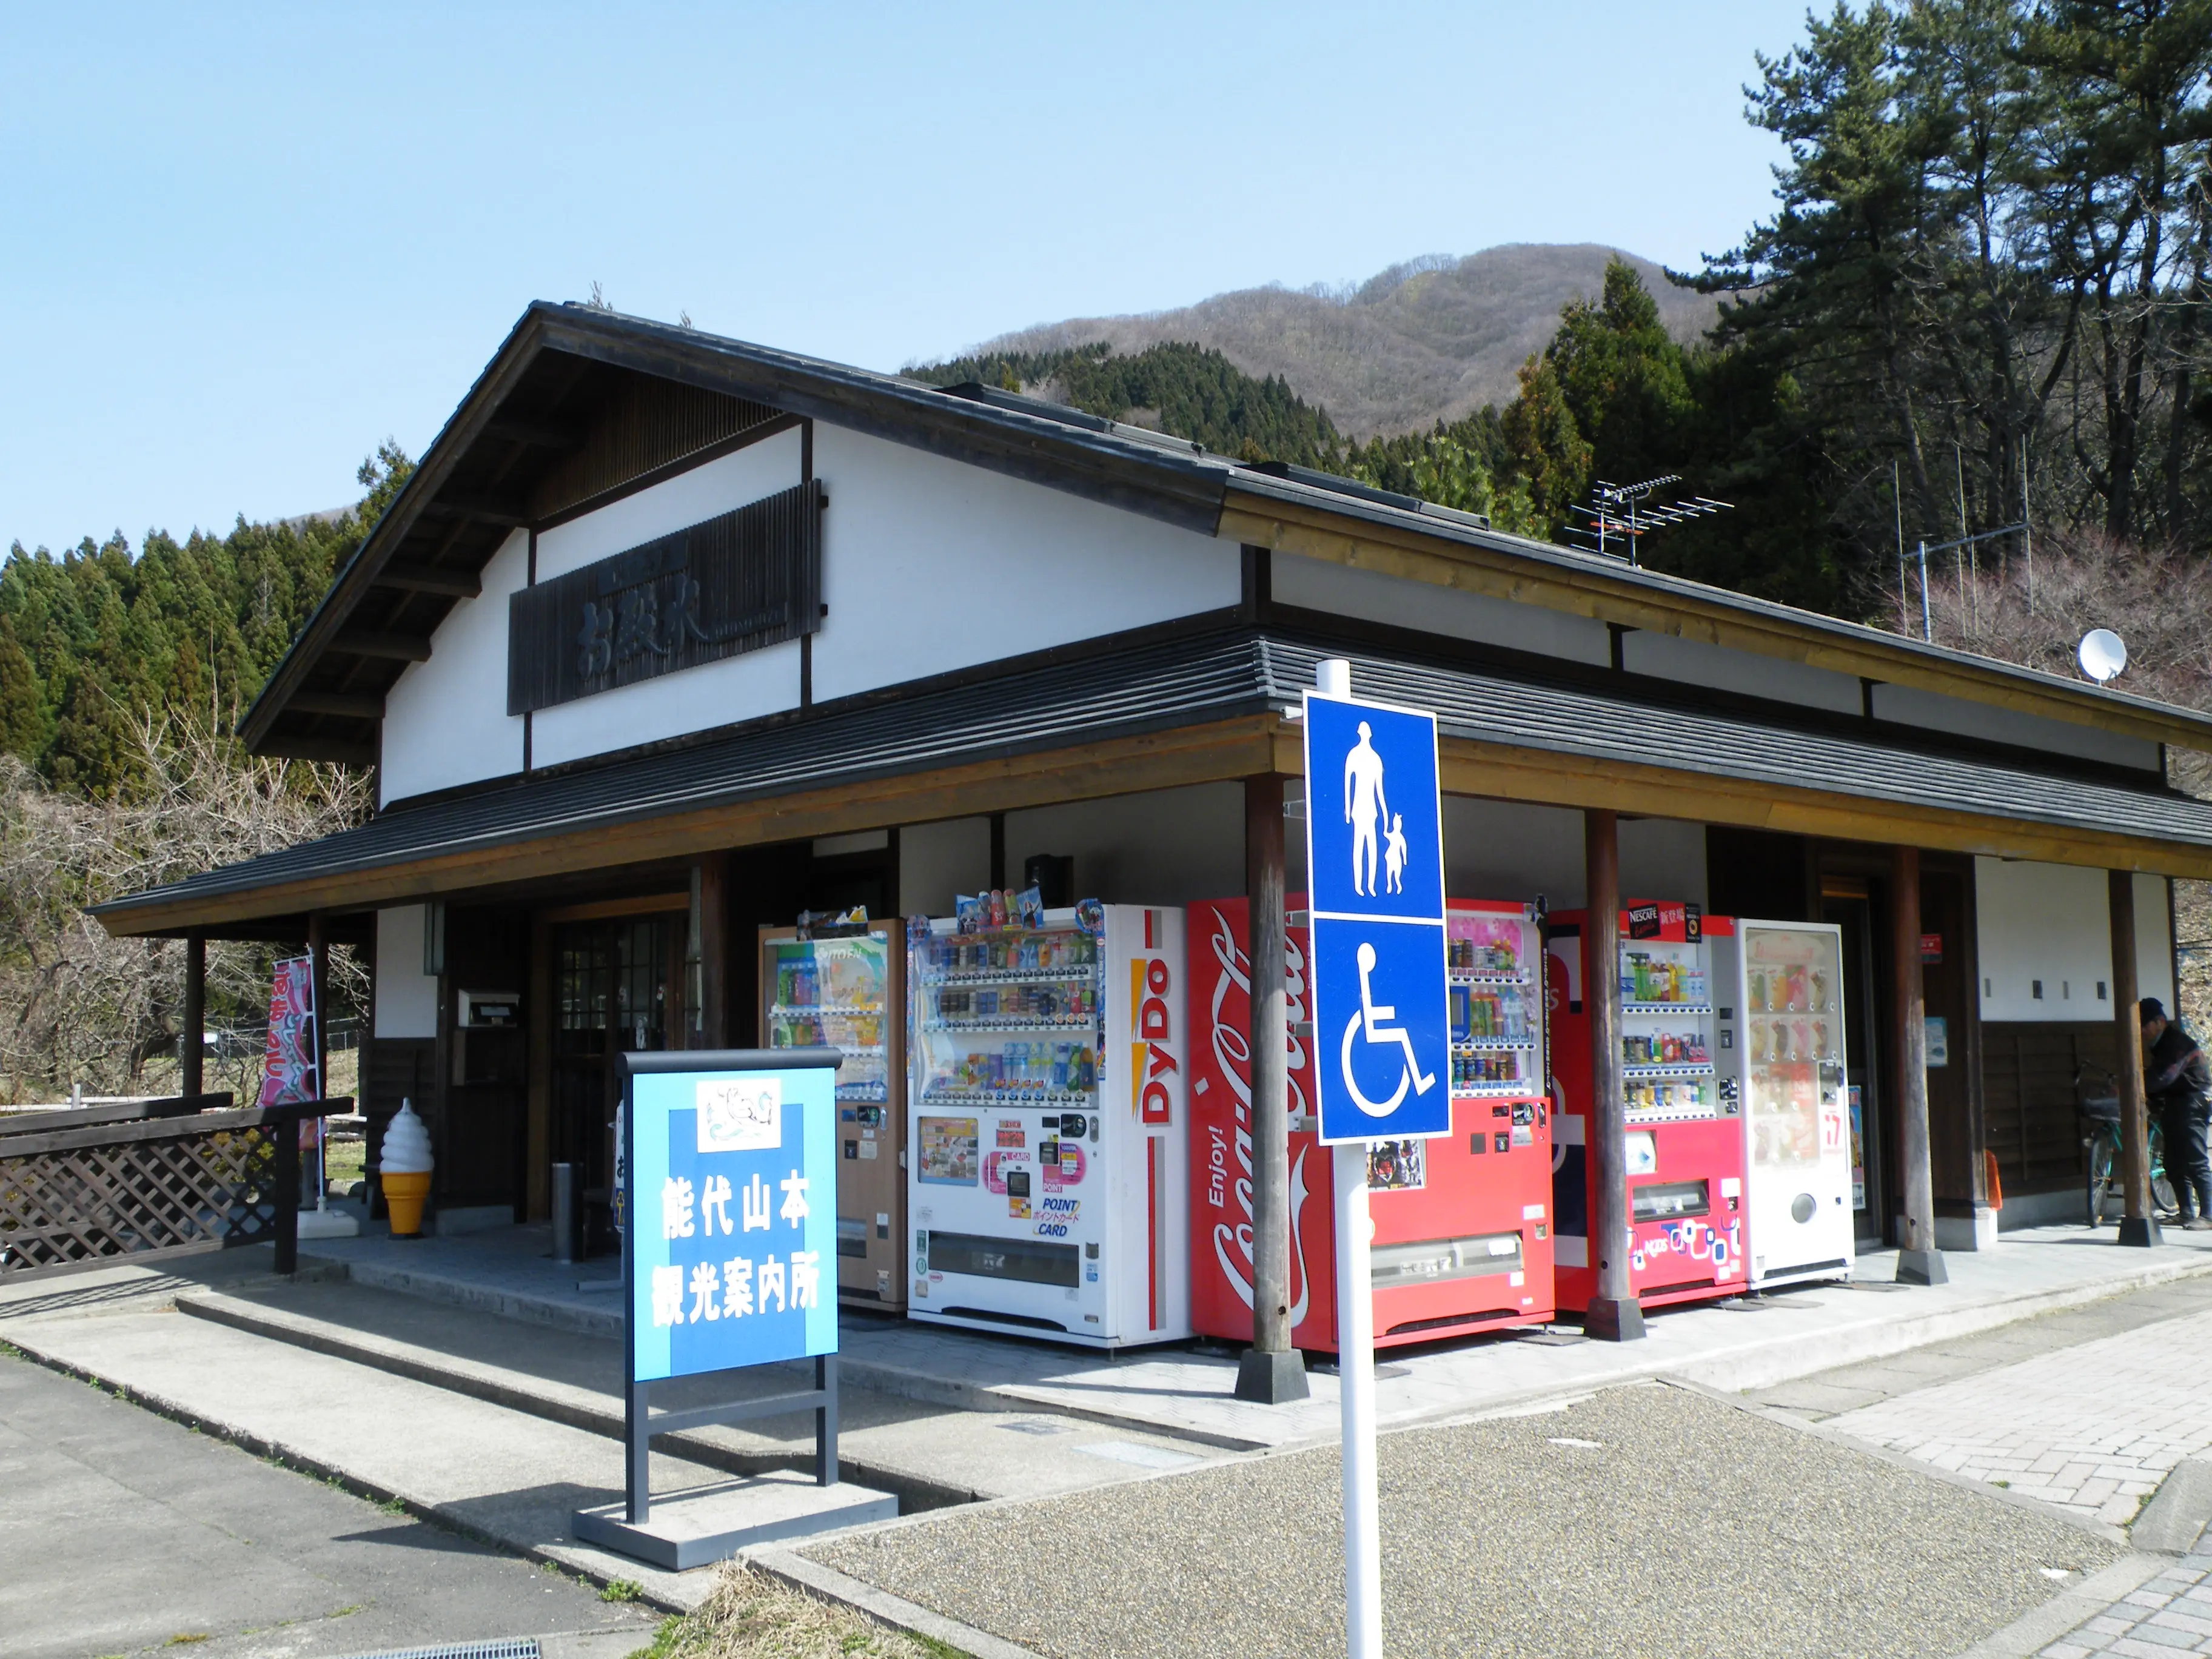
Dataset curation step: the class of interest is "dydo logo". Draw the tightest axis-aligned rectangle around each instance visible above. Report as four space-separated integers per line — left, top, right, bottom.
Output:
1130 910 1178 1126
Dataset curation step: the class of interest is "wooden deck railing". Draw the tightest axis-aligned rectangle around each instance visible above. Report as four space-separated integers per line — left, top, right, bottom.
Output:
0 1097 348 1283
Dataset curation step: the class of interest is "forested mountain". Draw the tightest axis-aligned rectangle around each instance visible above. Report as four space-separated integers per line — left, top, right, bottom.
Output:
0 446 411 796
958 244 1720 437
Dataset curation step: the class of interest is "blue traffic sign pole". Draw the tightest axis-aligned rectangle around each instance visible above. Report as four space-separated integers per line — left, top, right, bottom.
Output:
1304 657 1450 1659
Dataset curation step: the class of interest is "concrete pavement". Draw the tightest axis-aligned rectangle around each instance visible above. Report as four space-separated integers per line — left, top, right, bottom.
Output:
0 1350 657 1659
805 1381 2119 1659
1760 1275 2212 1527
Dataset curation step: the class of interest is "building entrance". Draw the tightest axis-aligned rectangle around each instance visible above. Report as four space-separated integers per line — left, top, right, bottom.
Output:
552 914 679 1251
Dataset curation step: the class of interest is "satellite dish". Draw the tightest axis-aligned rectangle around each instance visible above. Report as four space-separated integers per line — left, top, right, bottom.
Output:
2079 628 2128 684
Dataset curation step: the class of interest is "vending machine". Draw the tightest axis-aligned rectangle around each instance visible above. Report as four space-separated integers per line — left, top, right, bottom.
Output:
906 903 1190 1349
1711 920 1854 1287
760 921 907 1310
1187 896 1552 1354
1549 902 1747 1313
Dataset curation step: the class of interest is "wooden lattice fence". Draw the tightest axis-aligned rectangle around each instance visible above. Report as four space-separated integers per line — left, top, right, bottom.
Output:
0 1098 344 1282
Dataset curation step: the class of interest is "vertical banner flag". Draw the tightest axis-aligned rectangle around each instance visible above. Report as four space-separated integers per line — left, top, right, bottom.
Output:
260 955 323 1201
629 1064 838 1382
1303 689 1451 1145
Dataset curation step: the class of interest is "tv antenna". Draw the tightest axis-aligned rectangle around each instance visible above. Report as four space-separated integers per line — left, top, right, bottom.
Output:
1573 476 1733 566
1905 520 2026 642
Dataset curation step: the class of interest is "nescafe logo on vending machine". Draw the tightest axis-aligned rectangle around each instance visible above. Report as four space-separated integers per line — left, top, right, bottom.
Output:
1626 903 1661 940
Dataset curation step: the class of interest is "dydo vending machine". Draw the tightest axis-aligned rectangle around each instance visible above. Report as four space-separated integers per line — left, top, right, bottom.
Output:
759 920 907 1309
1711 920 1854 1287
1187 895 1552 1353
906 902 1190 1348
1549 902 1748 1312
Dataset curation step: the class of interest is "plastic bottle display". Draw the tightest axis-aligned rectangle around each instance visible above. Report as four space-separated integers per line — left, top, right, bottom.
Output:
1447 910 1542 1097
916 914 1104 1106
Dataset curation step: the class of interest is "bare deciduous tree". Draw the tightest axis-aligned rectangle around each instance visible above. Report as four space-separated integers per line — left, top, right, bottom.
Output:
0 714 368 1104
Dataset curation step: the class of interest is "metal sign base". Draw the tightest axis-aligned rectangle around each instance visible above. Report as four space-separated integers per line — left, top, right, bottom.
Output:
625 1353 840 1524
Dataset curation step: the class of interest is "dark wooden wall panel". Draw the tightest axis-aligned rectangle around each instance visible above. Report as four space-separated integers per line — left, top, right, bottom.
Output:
1983 1021 2116 1195
530 377 777 521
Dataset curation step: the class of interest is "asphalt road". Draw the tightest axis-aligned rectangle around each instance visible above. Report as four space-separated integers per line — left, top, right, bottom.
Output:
0 1348 660 1659
810 1381 2114 1659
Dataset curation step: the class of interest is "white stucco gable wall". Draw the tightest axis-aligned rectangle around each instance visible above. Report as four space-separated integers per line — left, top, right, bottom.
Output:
380 528 529 805
807 423 1239 703
373 418 1242 805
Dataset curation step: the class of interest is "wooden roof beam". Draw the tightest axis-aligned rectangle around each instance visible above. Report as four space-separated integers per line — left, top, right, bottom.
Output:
288 691 386 720
483 414 584 450
371 562 481 598
423 493 530 528
335 631 431 662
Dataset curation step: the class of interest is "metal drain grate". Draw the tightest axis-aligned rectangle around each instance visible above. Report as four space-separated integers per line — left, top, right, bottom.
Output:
338 1642 540 1659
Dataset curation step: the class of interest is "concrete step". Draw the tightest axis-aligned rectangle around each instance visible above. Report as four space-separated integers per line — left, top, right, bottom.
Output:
175 1278 1227 1511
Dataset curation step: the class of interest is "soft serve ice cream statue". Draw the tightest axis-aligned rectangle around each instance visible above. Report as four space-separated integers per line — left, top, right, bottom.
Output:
379 1099 434 1238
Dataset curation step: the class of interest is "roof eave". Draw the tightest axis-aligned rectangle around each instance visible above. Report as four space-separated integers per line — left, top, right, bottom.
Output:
1222 477 2212 753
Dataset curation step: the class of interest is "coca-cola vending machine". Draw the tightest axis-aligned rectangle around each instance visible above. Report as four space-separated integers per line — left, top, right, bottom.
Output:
1187 896 1552 1353
1549 902 1747 1314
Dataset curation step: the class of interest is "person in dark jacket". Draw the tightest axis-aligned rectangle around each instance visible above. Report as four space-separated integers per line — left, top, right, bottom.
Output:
2142 997 2212 1228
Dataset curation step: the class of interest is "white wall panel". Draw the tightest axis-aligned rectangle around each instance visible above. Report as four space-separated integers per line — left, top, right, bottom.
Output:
1273 552 1612 666
374 905 438 1039
899 817 991 916
1874 683 2160 771
1443 796 1588 905
380 529 529 806
1974 858 2172 1019
529 638 801 769
534 426 804 580
1621 631 1862 714
808 424 1239 704
1005 783 1243 907
525 429 810 768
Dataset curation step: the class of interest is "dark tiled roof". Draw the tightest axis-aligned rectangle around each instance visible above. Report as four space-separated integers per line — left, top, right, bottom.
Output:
96 625 2212 923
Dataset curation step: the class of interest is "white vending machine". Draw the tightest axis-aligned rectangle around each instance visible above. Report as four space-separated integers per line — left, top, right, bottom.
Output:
1712 919 1854 1288
907 903 1190 1348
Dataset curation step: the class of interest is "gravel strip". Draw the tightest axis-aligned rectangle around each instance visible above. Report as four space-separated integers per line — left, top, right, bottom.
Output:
807 1382 2116 1659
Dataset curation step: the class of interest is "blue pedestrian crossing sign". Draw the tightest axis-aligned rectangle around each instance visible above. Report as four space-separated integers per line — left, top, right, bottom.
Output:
1304 688 1451 1145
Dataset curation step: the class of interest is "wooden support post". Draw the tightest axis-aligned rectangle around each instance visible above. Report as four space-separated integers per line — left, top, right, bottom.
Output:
273 1116 301 1276
699 852 729 1048
2111 869 2160 1247
1236 773 1310 1404
1893 847 1946 1283
1585 808 1643 1341
181 933 206 1099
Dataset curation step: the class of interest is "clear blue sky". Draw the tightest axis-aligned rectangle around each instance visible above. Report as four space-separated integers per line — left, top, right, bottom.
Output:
1 2 1806 556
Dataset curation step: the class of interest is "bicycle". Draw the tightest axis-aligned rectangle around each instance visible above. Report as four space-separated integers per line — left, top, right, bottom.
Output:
2079 1063 2177 1226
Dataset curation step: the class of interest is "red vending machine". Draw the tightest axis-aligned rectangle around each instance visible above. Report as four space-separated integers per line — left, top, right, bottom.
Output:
1187 896 1553 1353
1548 902 1746 1314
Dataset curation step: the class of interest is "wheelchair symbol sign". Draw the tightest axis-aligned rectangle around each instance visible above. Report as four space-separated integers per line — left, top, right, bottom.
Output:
1312 918 1450 1142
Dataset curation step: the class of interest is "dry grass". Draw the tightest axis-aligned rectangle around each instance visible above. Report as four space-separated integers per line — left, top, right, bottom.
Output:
631 1564 963 1659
